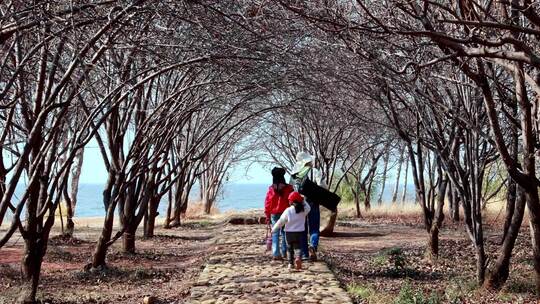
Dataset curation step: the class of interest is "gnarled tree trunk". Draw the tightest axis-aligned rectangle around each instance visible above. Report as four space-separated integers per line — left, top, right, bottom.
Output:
65 149 84 237
144 196 160 238
391 147 404 204
320 210 337 236
427 175 447 260
485 186 525 290
377 152 390 205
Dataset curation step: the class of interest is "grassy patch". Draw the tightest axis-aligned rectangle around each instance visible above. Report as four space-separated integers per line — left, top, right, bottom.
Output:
181 219 215 229
371 254 388 267
505 278 535 294
196 219 214 227
371 247 407 270
394 281 441 304
385 247 406 270
0 264 19 280
370 247 427 279
443 277 477 303
347 283 375 299
73 265 128 282
496 292 514 302
346 283 394 304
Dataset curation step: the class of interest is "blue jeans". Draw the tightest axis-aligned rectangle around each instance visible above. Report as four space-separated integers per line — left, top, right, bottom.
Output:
271 214 287 257
308 202 320 250
301 201 320 257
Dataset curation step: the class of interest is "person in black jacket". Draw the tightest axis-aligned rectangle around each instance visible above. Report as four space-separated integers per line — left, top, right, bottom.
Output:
290 152 323 262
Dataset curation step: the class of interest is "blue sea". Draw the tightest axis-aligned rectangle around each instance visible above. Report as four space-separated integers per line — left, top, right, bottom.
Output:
3 183 416 220
4 183 269 218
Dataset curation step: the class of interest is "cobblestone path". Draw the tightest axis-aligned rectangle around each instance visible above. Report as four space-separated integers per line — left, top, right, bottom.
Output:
187 224 353 304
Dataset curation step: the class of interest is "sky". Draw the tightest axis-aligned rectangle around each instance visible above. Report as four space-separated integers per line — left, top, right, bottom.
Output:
8 138 407 187
80 145 270 185
80 146 410 187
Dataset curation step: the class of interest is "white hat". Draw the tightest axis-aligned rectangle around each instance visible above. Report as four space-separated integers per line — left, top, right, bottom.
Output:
292 151 314 174
296 151 314 165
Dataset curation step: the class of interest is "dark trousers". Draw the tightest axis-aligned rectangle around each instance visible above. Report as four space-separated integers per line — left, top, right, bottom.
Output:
285 231 304 265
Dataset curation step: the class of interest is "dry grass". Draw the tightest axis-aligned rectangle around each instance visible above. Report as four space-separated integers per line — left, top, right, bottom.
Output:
482 198 532 227
182 201 265 223
333 200 423 224
183 200 220 219
334 198 526 228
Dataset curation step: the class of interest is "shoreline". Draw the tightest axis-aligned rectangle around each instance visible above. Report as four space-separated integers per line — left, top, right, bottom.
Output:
0 208 267 230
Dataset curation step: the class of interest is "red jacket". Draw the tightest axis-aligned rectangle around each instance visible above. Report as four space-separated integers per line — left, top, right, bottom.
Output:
264 184 294 217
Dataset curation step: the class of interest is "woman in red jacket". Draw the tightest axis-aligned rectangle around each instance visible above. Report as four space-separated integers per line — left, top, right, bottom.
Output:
264 167 294 260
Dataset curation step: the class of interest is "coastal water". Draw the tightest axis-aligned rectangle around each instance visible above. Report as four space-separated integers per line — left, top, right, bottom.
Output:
69 183 271 216
6 183 269 218
5 183 416 219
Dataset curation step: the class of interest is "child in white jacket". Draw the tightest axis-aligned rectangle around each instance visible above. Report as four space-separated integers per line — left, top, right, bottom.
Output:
272 191 311 270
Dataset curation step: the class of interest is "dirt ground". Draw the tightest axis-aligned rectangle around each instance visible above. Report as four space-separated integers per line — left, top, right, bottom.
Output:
321 215 538 304
1 213 538 304
0 218 218 304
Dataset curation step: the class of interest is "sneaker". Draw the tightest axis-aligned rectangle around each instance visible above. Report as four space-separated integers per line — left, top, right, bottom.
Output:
272 256 283 261
309 246 318 262
287 263 294 271
295 256 302 270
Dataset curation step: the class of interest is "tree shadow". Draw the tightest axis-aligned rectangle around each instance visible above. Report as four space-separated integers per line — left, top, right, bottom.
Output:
325 258 444 282
152 234 213 241
208 255 267 264
328 231 387 238
367 268 444 281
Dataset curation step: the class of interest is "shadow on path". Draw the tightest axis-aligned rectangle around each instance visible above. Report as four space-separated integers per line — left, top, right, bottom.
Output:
328 231 388 238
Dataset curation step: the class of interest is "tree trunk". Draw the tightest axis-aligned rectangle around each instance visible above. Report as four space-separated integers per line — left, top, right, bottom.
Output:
58 184 67 235
203 180 218 214
171 180 183 227
202 180 216 214
526 188 540 294
447 185 460 222
164 189 173 229
123 226 136 254
18 163 44 303
502 179 517 242
180 189 189 216
92 208 115 268
121 188 137 253
353 187 362 218
91 170 120 268
320 210 337 237
144 196 159 238
377 152 390 205
476 244 487 285
18 239 46 304
451 188 460 221
427 177 447 260
427 226 439 259
514 62 540 294
204 198 214 214
391 149 404 204
65 149 84 237
485 186 526 290
400 158 409 204
360 184 370 211
65 203 75 236
447 185 454 220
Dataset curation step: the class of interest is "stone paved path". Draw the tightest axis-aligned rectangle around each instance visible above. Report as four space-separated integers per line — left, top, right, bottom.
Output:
187 224 353 304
